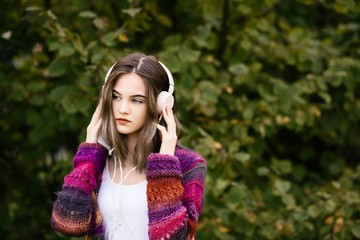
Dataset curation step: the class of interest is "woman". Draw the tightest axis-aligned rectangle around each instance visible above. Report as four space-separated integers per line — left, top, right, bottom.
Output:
51 53 207 240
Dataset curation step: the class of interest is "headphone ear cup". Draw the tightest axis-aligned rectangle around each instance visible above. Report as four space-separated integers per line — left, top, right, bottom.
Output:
157 91 174 114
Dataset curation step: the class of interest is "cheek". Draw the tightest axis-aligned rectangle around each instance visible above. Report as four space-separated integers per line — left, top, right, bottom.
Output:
140 106 148 121
112 101 118 114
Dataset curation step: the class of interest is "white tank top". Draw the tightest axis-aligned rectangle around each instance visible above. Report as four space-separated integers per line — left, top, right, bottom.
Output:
98 160 149 240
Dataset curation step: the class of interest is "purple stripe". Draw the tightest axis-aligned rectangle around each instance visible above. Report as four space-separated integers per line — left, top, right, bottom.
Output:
73 143 107 172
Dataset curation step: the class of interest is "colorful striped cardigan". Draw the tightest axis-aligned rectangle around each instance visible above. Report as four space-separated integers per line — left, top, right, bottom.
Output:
51 143 207 240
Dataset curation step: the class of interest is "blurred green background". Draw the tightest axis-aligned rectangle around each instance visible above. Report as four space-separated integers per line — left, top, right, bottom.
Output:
1 0 360 239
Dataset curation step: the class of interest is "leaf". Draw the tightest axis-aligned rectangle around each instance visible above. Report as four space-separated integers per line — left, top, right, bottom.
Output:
178 48 201 62
215 179 231 195
227 184 248 203
325 199 336 213
242 106 253 120
48 59 68 77
282 194 296 210
163 35 182 47
27 82 46 92
192 25 212 48
156 14 172 27
273 179 291 195
49 41 62 51
78 11 97 18
352 223 360 238
202 64 217 77
257 167 270 176
198 24 211 39
229 63 249 76
344 191 360 205
160 56 181 73
61 95 77 114
50 86 70 101
93 17 108 30
46 10 57 20
273 81 293 110
319 92 332 104
101 29 123 47
234 152 251 164
308 204 321 218
73 98 91 115
72 34 86 56
197 81 219 103
58 44 75 57
199 103 216 117
332 2 349 14
122 8 142 18
271 159 293 175
26 6 42 11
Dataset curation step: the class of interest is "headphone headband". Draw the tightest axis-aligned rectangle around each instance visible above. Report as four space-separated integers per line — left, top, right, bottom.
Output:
104 63 116 82
158 61 174 95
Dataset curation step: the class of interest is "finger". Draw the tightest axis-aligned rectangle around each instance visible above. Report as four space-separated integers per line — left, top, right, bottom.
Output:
94 103 102 117
157 124 167 137
162 106 176 132
86 117 102 143
164 105 173 117
94 118 102 131
157 123 166 132
162 105 175 125
89 104 102 126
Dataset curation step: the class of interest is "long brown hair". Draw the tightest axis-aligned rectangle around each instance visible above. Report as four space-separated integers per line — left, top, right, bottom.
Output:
99 53 183 172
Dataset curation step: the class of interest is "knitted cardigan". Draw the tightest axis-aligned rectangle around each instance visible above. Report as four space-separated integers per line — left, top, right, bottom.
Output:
51 143 206 240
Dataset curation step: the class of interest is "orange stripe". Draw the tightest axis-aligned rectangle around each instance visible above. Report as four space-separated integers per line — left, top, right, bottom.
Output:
52 211 91 236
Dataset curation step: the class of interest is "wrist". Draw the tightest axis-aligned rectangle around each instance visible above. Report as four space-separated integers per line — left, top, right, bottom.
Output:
159 141 177 155
85 133 98 143
85 137 97 144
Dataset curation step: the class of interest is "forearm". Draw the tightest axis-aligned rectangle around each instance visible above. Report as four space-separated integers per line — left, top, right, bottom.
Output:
65 142 108 193
51 143 107 236
146 151 206 239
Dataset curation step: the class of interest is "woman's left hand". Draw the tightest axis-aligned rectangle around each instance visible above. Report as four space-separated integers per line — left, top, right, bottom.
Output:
157 105 178 155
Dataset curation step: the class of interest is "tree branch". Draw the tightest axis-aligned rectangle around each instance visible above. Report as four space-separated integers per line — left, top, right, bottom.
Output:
217 0 229 68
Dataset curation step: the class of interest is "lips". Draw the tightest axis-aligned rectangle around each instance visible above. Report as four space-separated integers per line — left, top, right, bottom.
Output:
116 118 131 125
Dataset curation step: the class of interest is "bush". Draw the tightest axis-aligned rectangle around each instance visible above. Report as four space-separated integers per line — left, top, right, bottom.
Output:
1 0 360 239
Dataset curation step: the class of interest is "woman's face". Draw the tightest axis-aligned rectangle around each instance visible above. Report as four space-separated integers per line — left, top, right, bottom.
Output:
112 72 148 138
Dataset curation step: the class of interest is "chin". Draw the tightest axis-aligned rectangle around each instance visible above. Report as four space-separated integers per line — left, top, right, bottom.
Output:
116 128 137 136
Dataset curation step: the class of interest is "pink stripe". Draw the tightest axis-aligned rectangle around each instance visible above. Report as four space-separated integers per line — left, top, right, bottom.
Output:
64 162 96 194
149 207 187 239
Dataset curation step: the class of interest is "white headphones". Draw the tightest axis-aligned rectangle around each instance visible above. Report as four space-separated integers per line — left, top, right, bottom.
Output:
104 60 175 114
156 61 175 114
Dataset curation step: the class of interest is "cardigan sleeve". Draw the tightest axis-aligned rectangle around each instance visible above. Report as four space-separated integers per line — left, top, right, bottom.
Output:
51 143 108 237
146 147 207 240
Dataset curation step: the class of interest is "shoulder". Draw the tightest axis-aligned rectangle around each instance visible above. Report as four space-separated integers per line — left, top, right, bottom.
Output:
175 144 207 170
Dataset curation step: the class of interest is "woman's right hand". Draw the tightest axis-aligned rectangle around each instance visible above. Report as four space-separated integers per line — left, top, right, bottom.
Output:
85 103 102 143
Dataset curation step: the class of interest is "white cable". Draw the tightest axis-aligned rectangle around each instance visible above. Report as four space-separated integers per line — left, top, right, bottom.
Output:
109 148 115 156
109 155 138 240
111 153 116 182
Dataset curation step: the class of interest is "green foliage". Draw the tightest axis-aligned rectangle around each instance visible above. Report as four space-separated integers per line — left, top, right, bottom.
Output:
1 0 360 239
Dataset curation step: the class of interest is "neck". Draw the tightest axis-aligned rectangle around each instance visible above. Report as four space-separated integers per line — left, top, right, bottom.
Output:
125 133 139 163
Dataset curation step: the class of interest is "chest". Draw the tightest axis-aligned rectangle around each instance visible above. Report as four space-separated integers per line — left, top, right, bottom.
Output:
97 162 149 239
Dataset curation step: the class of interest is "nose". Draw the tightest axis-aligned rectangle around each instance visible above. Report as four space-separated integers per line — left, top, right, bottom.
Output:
118 100 130 115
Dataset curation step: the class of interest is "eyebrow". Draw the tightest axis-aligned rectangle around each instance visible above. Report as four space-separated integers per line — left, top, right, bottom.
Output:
112 89 147 99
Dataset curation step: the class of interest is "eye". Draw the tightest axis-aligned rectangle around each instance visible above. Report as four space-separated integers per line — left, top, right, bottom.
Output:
112 94 120 101
132 98 143 104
